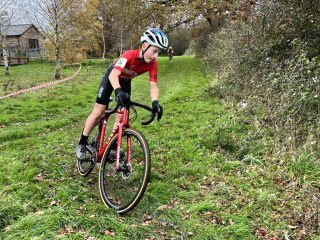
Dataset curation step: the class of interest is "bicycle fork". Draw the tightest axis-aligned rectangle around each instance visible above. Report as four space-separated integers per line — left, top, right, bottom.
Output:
116 109 131 172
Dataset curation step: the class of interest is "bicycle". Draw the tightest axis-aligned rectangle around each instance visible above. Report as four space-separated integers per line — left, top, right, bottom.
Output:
77 99 161 214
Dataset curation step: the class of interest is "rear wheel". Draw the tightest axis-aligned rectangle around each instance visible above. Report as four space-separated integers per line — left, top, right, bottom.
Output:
77 121 102 177
99 128 151 214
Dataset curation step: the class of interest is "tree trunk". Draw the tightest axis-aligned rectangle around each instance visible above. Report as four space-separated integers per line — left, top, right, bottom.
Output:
54 4 60 79
55 48 60 79
120 28 123 56
1 38 9 75
102 25 106 59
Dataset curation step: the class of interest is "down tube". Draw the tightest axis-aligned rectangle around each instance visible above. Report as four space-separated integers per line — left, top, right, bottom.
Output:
127 134 131 164
116 126 124 171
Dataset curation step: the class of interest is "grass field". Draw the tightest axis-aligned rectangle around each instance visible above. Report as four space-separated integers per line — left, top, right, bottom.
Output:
0 56 319 239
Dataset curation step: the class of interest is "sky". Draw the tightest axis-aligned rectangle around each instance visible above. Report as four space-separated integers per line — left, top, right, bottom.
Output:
14 0 34 25
1 0 36 25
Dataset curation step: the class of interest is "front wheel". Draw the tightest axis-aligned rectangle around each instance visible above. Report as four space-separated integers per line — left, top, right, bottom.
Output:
99 128 151 214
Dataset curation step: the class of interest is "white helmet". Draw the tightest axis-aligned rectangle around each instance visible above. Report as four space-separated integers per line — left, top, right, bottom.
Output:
141 28 168 50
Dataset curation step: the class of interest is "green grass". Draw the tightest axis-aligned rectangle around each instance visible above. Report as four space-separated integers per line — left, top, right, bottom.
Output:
1 56 320 239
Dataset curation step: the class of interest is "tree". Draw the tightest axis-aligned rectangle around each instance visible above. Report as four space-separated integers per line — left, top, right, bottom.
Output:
269 0 320 59
76 0 104 58
29 0 84 78
141 0 234 31
137 0 253 55
0 0 19 75
97 0 145 56
78 0 230 58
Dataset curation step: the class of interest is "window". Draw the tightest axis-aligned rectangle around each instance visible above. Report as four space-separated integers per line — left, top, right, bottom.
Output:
28 39 39 49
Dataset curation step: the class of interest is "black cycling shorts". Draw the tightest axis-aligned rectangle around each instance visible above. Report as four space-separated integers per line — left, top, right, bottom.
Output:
96 63 131 105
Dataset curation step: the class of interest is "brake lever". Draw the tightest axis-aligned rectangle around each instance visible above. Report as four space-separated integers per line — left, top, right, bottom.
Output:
157 106 163 123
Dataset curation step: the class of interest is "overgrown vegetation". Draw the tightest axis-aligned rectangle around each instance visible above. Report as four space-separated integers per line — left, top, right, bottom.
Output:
195 0 320 159
1 57 319 239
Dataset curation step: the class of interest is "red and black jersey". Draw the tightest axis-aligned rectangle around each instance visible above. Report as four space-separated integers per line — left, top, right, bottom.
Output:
113 49 158 82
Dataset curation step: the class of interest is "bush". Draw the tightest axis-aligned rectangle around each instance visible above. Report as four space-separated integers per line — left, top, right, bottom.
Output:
201 1 320 156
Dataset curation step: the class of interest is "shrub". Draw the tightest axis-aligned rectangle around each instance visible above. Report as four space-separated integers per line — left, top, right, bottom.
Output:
201 1 320 156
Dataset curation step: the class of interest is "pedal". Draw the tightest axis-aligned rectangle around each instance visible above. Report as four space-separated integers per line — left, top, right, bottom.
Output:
79 157 91 163
86 144 95 154
89 154 97 167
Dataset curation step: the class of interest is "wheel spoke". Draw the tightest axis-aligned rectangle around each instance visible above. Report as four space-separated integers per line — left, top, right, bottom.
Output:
99 128 150 214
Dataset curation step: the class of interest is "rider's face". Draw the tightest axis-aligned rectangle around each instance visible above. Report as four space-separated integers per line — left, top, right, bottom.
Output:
143 45 161 63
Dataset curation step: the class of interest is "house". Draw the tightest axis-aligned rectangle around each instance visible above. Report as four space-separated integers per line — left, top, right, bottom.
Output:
0 24 45 65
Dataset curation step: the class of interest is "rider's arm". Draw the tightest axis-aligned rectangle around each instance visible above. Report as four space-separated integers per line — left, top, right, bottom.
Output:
109 69 122 90
149 60 159 101
150 81 159 101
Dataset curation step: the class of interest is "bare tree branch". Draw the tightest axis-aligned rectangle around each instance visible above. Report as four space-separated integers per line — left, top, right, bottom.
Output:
28 0 83 78
0 0 19 75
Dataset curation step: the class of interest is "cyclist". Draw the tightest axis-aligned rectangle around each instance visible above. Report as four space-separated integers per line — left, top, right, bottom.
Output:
168 46 174 60
76 28 168 160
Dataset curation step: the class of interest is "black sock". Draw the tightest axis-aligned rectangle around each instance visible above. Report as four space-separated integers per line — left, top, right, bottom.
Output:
79 135 89 145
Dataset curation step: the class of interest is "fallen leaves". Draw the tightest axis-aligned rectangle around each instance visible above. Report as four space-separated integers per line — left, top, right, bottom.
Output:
33 210 45 215
57 225 115 238
103 229 115 236
182 214 189 220
178 183 189 190
34 173 44 182
157 199 180 211
50 200 58 206
129 214 185 238
59 225 77 234
252 226 269 239
157 204 173 210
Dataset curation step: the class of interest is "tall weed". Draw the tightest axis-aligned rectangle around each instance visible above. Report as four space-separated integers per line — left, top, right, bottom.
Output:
289 151 320 187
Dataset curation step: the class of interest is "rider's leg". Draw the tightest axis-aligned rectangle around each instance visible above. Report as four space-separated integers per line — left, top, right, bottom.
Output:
82 103 107 137
77 64 114 159
80 63 116 142
77 103 107 159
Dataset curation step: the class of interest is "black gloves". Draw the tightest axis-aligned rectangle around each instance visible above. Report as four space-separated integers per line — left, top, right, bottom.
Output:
114 88 130 107
152 100 163 121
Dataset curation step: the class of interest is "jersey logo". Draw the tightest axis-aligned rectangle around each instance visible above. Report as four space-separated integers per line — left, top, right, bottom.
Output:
98 86 104 97
115 58 127 69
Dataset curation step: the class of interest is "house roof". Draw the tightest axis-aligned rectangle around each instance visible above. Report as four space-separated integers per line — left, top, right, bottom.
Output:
1 24 37 37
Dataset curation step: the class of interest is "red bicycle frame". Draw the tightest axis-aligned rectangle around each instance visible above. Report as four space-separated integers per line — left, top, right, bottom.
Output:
90 100 157 171
96 108 131 171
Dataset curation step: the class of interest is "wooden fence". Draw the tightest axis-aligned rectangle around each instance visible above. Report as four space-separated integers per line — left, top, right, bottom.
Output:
0 57 29 66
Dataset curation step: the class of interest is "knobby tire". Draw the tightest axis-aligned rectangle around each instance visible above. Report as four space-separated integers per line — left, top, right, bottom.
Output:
99 128 151 214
